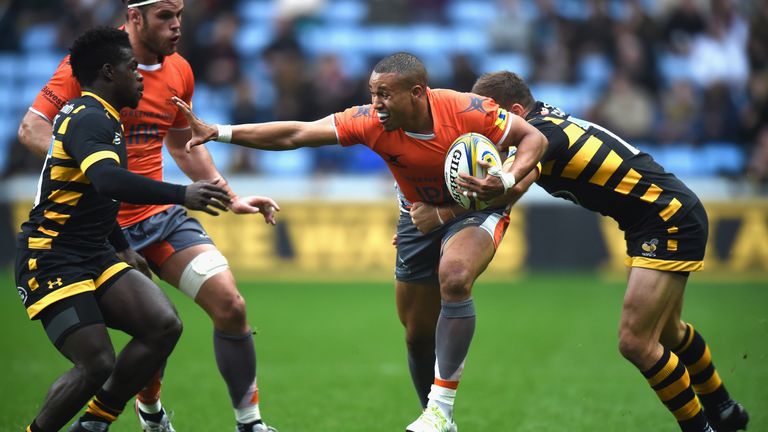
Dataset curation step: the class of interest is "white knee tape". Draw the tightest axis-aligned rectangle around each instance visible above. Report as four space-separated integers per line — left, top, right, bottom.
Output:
178 250 229 299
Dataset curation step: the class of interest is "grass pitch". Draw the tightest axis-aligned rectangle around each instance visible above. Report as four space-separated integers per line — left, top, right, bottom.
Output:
1 270 765 431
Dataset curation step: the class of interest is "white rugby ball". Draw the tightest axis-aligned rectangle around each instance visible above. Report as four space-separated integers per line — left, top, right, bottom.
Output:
443 133 502 210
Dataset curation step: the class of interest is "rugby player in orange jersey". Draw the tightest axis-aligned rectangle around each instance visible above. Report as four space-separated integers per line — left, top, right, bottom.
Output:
17 1 279 431
173 52 548 432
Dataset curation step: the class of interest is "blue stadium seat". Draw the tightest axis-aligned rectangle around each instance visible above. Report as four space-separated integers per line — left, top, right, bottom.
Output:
651 144 698 177
22 51 62 83
301 26 367 55
480 52 531 79
658 52 694 85
408 25 451 56
237 0 275 23
529 83 596 117
0 54 19 83
576 53 613 90
321 0 368 25
449 26 491 53
256 146 315 176
445 0 497 24
235 23 274 56
21 24 59 51
701 142 745 175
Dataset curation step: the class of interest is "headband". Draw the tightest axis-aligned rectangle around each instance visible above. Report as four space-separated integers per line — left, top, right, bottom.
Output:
126 0 163 8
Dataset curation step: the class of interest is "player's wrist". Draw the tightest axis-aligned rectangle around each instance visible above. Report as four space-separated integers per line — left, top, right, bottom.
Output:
216 124 233 143
488 166 516 192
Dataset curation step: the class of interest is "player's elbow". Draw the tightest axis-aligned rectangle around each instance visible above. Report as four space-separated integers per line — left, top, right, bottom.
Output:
16 112 51 157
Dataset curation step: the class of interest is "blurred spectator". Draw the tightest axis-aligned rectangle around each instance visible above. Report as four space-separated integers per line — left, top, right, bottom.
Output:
367 0 410 24
662 0 707 51
657 79 700 144
746 0 768 71
449 54 478 92
228 78 273 173
590 70 656 141
698 82 742 143
190 12 241 88
529 0 574 83
743 72 768 186
488 0 531 53
263 18 304 62
311 54 357 116
688 5 749 89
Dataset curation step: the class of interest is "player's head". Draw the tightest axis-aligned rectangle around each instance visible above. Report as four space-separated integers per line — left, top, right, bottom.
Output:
472 71 535 117
70 27 144 109
124 0 183 57
369 52 429 131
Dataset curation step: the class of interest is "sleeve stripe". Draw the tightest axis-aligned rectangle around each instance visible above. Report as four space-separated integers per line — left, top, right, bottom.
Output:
80 150 120 173
330 114 341 145
28 107 53 123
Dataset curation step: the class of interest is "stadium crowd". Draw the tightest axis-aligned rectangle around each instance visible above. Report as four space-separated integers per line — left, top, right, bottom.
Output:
0 0 766 190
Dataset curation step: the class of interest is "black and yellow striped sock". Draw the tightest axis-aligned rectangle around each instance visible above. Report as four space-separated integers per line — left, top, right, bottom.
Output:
81 389 124 425
643 348 711 432
673 323 734 417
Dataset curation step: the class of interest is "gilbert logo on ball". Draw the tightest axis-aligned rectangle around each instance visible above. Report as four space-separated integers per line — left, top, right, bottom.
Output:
443 133 502 210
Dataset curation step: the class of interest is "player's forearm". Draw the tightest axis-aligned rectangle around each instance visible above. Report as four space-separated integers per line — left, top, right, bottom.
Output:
228 121 309 150
88 162 186 205
507 132 546 184
17 111 53 158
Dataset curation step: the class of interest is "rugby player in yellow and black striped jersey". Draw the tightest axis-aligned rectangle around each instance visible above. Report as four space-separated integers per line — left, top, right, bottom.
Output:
463 71 747 432
14 27 230 432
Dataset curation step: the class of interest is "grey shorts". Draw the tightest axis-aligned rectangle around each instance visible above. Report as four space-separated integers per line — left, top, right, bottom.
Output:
122 205 214 272
395 207 509 283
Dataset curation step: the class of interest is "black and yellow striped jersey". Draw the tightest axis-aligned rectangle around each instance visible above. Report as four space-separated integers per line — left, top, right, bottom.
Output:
527 102 700 232
18 92 127 253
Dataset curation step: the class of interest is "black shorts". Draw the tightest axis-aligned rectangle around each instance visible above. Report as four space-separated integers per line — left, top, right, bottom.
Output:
625 201 709 274
395 207 509 283
122 205 214 273
14 247 130 320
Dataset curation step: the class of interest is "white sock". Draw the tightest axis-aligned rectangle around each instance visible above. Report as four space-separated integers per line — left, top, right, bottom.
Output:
138 399 162 414
428 384 456 420
235 404 261 424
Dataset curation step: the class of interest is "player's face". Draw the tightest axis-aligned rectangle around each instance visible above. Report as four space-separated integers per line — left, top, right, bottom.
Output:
138 0 183 57
369 72 422 132
114 47 145 109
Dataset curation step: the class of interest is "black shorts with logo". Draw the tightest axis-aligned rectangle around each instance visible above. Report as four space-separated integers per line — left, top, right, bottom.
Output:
624 201 708 274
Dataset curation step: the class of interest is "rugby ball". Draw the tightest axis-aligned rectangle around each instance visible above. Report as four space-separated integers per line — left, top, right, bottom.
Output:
443 133 502 210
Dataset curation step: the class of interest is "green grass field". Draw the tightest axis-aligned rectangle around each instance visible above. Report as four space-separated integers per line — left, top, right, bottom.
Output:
1 269 765 432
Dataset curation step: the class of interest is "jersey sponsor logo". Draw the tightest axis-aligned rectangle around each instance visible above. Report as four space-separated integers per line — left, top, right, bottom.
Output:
352 105 371 118
384 152 407 168
641 239 658 257
17 286 27 303
458 96 487 114
42 85 67 110
47 277 63 289
495 108 509 132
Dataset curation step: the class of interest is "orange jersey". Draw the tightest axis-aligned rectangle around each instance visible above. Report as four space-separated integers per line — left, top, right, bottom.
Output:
334 88 512 206
30 53 195 227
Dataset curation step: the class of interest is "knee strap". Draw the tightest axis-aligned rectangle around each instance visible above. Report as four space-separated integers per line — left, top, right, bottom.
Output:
178 250 229 299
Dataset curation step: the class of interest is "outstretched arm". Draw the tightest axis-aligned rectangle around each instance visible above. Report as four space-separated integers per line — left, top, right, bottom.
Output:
172 96 339 152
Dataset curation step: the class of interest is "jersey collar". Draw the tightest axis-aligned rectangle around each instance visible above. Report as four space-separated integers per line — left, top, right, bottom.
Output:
82 91 121 121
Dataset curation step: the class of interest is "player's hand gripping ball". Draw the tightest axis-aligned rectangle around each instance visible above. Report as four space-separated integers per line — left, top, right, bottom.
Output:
443 132 503 210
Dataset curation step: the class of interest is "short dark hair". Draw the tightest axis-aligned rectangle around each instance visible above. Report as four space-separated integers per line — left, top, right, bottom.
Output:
70 27 132 87
472 71 535 111
373 52 428 88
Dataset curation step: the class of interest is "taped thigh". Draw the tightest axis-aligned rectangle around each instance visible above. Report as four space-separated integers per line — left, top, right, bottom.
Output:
178 250 229 299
